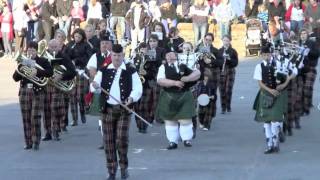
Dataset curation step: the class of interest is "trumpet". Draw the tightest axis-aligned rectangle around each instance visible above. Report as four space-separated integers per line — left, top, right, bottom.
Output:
13 51 48 86
38 39 48 57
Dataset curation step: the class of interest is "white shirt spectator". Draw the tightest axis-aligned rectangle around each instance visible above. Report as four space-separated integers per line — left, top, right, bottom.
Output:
87 2 103 20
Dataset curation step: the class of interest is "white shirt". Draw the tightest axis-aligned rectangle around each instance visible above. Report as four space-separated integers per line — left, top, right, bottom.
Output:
253 59 298 81
93 62 143 105
87 2 103 20
178 53 197 70
86 51 110 70
291 7 304 21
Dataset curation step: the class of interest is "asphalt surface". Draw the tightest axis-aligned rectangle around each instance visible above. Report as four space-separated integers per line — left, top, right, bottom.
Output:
0 57 319 180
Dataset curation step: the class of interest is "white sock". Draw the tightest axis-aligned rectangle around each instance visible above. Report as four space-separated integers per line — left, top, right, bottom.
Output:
271 122 281 146
165 125 179 144
263 123 272 147
179 124 193 141
99 120 103 136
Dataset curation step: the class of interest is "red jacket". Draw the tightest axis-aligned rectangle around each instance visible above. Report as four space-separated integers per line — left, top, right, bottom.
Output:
285 4 306 21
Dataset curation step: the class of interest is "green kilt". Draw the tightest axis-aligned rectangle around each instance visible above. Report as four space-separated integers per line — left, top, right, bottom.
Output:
156 90 196 120
87 93 101 116
253 89 288 123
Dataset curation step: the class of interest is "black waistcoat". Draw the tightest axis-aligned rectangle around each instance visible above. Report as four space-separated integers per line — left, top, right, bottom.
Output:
99 64 136 111
261 62 277 89
163 63 195 92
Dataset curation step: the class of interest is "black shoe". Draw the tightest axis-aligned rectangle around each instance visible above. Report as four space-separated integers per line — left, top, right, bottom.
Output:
303 110 310 116
106 174 116 180
221 110 226 114
62 127 68 132
264 147 273 154
279 132 285 143
98 145 104 150
42 133 52 141
24 145 32 150
295 121 301 129
287 128 293 136
81 114 86 124
121 169 129 179
53 133 60 141
227 107 231 112
33 144 39 151
183 140 192 147
71 121 78 126
167 142 178 150
138 129 147 134
273 146 280 153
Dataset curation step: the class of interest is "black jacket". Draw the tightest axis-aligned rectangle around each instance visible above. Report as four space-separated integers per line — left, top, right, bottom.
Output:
218 46 239 69
50 51 77 81
65 40 94 69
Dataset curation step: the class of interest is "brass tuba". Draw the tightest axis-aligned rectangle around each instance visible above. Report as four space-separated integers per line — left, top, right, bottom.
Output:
13 51 49 86
138 53 147 83
44 51 75 92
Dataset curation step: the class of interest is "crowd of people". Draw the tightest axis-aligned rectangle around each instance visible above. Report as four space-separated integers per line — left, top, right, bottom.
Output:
3 0 320 180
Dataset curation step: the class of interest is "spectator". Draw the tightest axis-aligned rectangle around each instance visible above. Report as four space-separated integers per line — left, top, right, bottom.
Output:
304 0 320 38
244 0 260 19
268 0 285 28
125 0 150 55
84 24 100 52
109 0 130 41
40 0 58 42
151 22 170 49
176 0 192 19
160 0 178 36
71 0 85 35
24 0 41 43
215 0 235 38
285 0 305 35
56 0 73 39
257 3 268 31
13 2 28 53
86 0 103 29
230 0 246 22
189 0 210 44
0 3 13 57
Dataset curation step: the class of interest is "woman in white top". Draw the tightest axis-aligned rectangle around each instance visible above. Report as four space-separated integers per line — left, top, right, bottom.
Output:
189 0 210 44
13 2 29 53
86 0 103 29
285 0 306 34
215 0 235 38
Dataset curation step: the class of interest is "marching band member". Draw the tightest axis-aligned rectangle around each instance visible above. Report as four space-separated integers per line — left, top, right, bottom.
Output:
299 29 319 116
92 44 142 180
253 44 295 154
148 34 166 123
218 35 238 114
156 51 200 149
132 42 158 133
197 73 216 131
46 39 76 140
65 28 93 126
13 41 53 150
86 35 113 149
196 33 223 129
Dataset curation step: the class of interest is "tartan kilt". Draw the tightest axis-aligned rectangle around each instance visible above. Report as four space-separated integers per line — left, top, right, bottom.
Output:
134 87 153 120
253 89 288 123
209 67 221 90
303 67 317 111
76 74 89 100
294 76 304 118
198 99 216 127
156 90 196 120
286 80 297 123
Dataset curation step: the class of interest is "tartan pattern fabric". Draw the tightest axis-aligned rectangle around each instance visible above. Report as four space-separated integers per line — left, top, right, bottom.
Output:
43 84 53 134
286 80 297 127
294 76 304 119
134 87 153 130
102 106 131 175
51 86 66 134
198 99 217 129
63 92 70 126
151 85 161 121
19 87 44 146
69 75 89 122
219 67 236 111
303 68 317 112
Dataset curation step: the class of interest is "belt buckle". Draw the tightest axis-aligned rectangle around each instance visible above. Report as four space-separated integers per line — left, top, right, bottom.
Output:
27 83 33 89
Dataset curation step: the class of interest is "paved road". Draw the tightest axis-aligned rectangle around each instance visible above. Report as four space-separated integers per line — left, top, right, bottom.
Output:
0 57 319 180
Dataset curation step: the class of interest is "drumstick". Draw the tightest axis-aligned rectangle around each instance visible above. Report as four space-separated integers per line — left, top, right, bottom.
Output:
79 71 153 127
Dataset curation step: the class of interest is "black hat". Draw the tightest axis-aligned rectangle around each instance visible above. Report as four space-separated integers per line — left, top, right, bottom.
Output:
112 44 123 53
100 33 113 43
261 42 272 54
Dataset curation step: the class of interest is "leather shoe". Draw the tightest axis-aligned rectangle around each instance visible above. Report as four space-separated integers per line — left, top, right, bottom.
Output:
53 132 60 141
81 114 86 124
264 147 273 154
167 142 178 150
106 174 116 180
279 131 285 143
62 127 68 132
121 169 129 179
42 133 52 141
24 145 32 150
71 121 78 126
138 129 147 134
33 144 39 151
183 140 192 147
